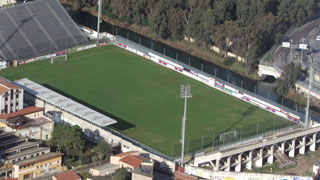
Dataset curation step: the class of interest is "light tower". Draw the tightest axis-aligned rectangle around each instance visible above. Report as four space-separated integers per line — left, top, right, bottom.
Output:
96 0 102 45
305 55 314 128
180 84 192 166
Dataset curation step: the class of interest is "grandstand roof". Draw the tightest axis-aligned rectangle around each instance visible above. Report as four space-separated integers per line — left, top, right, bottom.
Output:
15 78 117 127
0 0 88 61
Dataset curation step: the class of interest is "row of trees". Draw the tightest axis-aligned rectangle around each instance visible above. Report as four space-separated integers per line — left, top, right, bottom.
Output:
48 124 111 167
66 0 320 74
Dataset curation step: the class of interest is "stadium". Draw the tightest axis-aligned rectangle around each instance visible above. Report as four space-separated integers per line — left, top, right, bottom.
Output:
0 0 301 159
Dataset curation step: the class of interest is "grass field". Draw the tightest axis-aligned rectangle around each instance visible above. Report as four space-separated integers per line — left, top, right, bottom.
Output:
0 45 293 156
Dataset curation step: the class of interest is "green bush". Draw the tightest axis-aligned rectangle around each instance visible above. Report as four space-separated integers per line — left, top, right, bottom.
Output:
224 57 236 66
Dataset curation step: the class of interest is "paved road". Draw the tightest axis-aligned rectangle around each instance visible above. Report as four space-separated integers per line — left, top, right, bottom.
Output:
273 16 320 70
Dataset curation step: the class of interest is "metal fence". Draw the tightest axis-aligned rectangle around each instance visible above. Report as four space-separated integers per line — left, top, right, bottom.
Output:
113 34 309 159
115 35 304 119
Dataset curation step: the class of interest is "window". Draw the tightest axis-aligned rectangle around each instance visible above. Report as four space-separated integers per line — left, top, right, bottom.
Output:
10 90 13 99
23 173 33 179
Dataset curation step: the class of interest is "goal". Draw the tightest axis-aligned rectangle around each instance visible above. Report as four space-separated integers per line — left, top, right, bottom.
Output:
50 51 68 64
220 130 239 144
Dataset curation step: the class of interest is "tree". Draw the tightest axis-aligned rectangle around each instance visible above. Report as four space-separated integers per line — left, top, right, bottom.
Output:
48 124 85 157
112 168 130 180
276 62 301 96
92 140 111 161
70 0 320 74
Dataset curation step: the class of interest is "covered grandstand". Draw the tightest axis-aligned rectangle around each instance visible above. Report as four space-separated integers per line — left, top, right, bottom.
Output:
0 0 88 62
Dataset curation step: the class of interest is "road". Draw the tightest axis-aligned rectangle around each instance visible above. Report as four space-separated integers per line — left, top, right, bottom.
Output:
273 16 320 70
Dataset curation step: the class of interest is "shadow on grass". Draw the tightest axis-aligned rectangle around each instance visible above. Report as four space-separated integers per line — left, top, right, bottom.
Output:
43 84 136 131
225 106 259 133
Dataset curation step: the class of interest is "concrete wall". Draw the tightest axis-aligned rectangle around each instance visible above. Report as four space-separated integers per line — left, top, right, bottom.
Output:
26 94 175 172
258 64 282 78
175 171 198 180
185 165 312 180
132 172 153 180
184 36 245 62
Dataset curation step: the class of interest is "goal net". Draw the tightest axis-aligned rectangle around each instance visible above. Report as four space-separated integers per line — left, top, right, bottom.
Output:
220 130 239 144
50 51 68 64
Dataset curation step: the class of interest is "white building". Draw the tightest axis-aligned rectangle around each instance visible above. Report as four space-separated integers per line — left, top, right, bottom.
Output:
0 106 54 140
0 78 23 114
0 0 16 7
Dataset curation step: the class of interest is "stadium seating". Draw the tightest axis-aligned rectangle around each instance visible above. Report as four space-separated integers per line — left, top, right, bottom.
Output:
0 0 88 61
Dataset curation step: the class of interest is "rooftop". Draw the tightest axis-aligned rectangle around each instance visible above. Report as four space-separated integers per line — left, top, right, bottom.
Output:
5 147 49 160
90 163 118 172
53 171 81 180
5 113 51 129
15 78 117 127
0 107 44 119
113 151 138 157
17 152 63 167
0 85 9 94
0 78 22 90
119 155 148 168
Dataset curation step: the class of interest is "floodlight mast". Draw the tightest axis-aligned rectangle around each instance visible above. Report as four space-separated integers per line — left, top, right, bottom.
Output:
180 84 192 166
305 56 314 128
96 0 102 45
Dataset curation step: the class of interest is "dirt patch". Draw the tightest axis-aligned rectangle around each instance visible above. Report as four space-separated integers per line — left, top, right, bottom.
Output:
252 149 320 177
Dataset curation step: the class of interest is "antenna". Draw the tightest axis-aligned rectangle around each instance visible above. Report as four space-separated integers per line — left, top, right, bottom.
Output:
180 84 192 166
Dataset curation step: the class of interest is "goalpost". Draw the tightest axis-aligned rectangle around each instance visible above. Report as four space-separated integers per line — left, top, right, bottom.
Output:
220 130 239 144
50 50 68 64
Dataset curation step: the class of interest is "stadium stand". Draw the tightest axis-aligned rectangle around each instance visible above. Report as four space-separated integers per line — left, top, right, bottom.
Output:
0 0 88 61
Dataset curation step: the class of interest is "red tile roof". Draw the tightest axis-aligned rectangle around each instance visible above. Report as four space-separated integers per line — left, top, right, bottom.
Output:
0 107 44 119
0 85 9 95
0 79 21 89
120 155 148 168
113 151 138 157
53 171 81 180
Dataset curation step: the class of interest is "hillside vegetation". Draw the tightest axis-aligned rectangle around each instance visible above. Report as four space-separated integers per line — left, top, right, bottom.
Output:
69 0 319 74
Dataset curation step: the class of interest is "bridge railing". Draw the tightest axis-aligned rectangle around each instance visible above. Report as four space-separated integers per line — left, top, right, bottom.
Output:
195 124 303 158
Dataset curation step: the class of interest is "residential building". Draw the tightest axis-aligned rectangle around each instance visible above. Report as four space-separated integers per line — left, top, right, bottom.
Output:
0 127 63 180
53 171 81 180
110 151 139 165
0 0 16 7
89 163 118 176
132 162 154 180
0 107 54 141
110 151 154 177
0 79 23 114
13 152 63 180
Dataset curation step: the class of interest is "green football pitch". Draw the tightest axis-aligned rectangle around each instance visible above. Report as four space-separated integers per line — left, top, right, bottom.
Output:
0 45 293 156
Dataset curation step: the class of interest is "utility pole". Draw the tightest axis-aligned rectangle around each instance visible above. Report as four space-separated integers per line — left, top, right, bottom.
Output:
305 55 314 128
300 38 305 65
180 85 192 166
290 39 293 62
96 0 102 45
